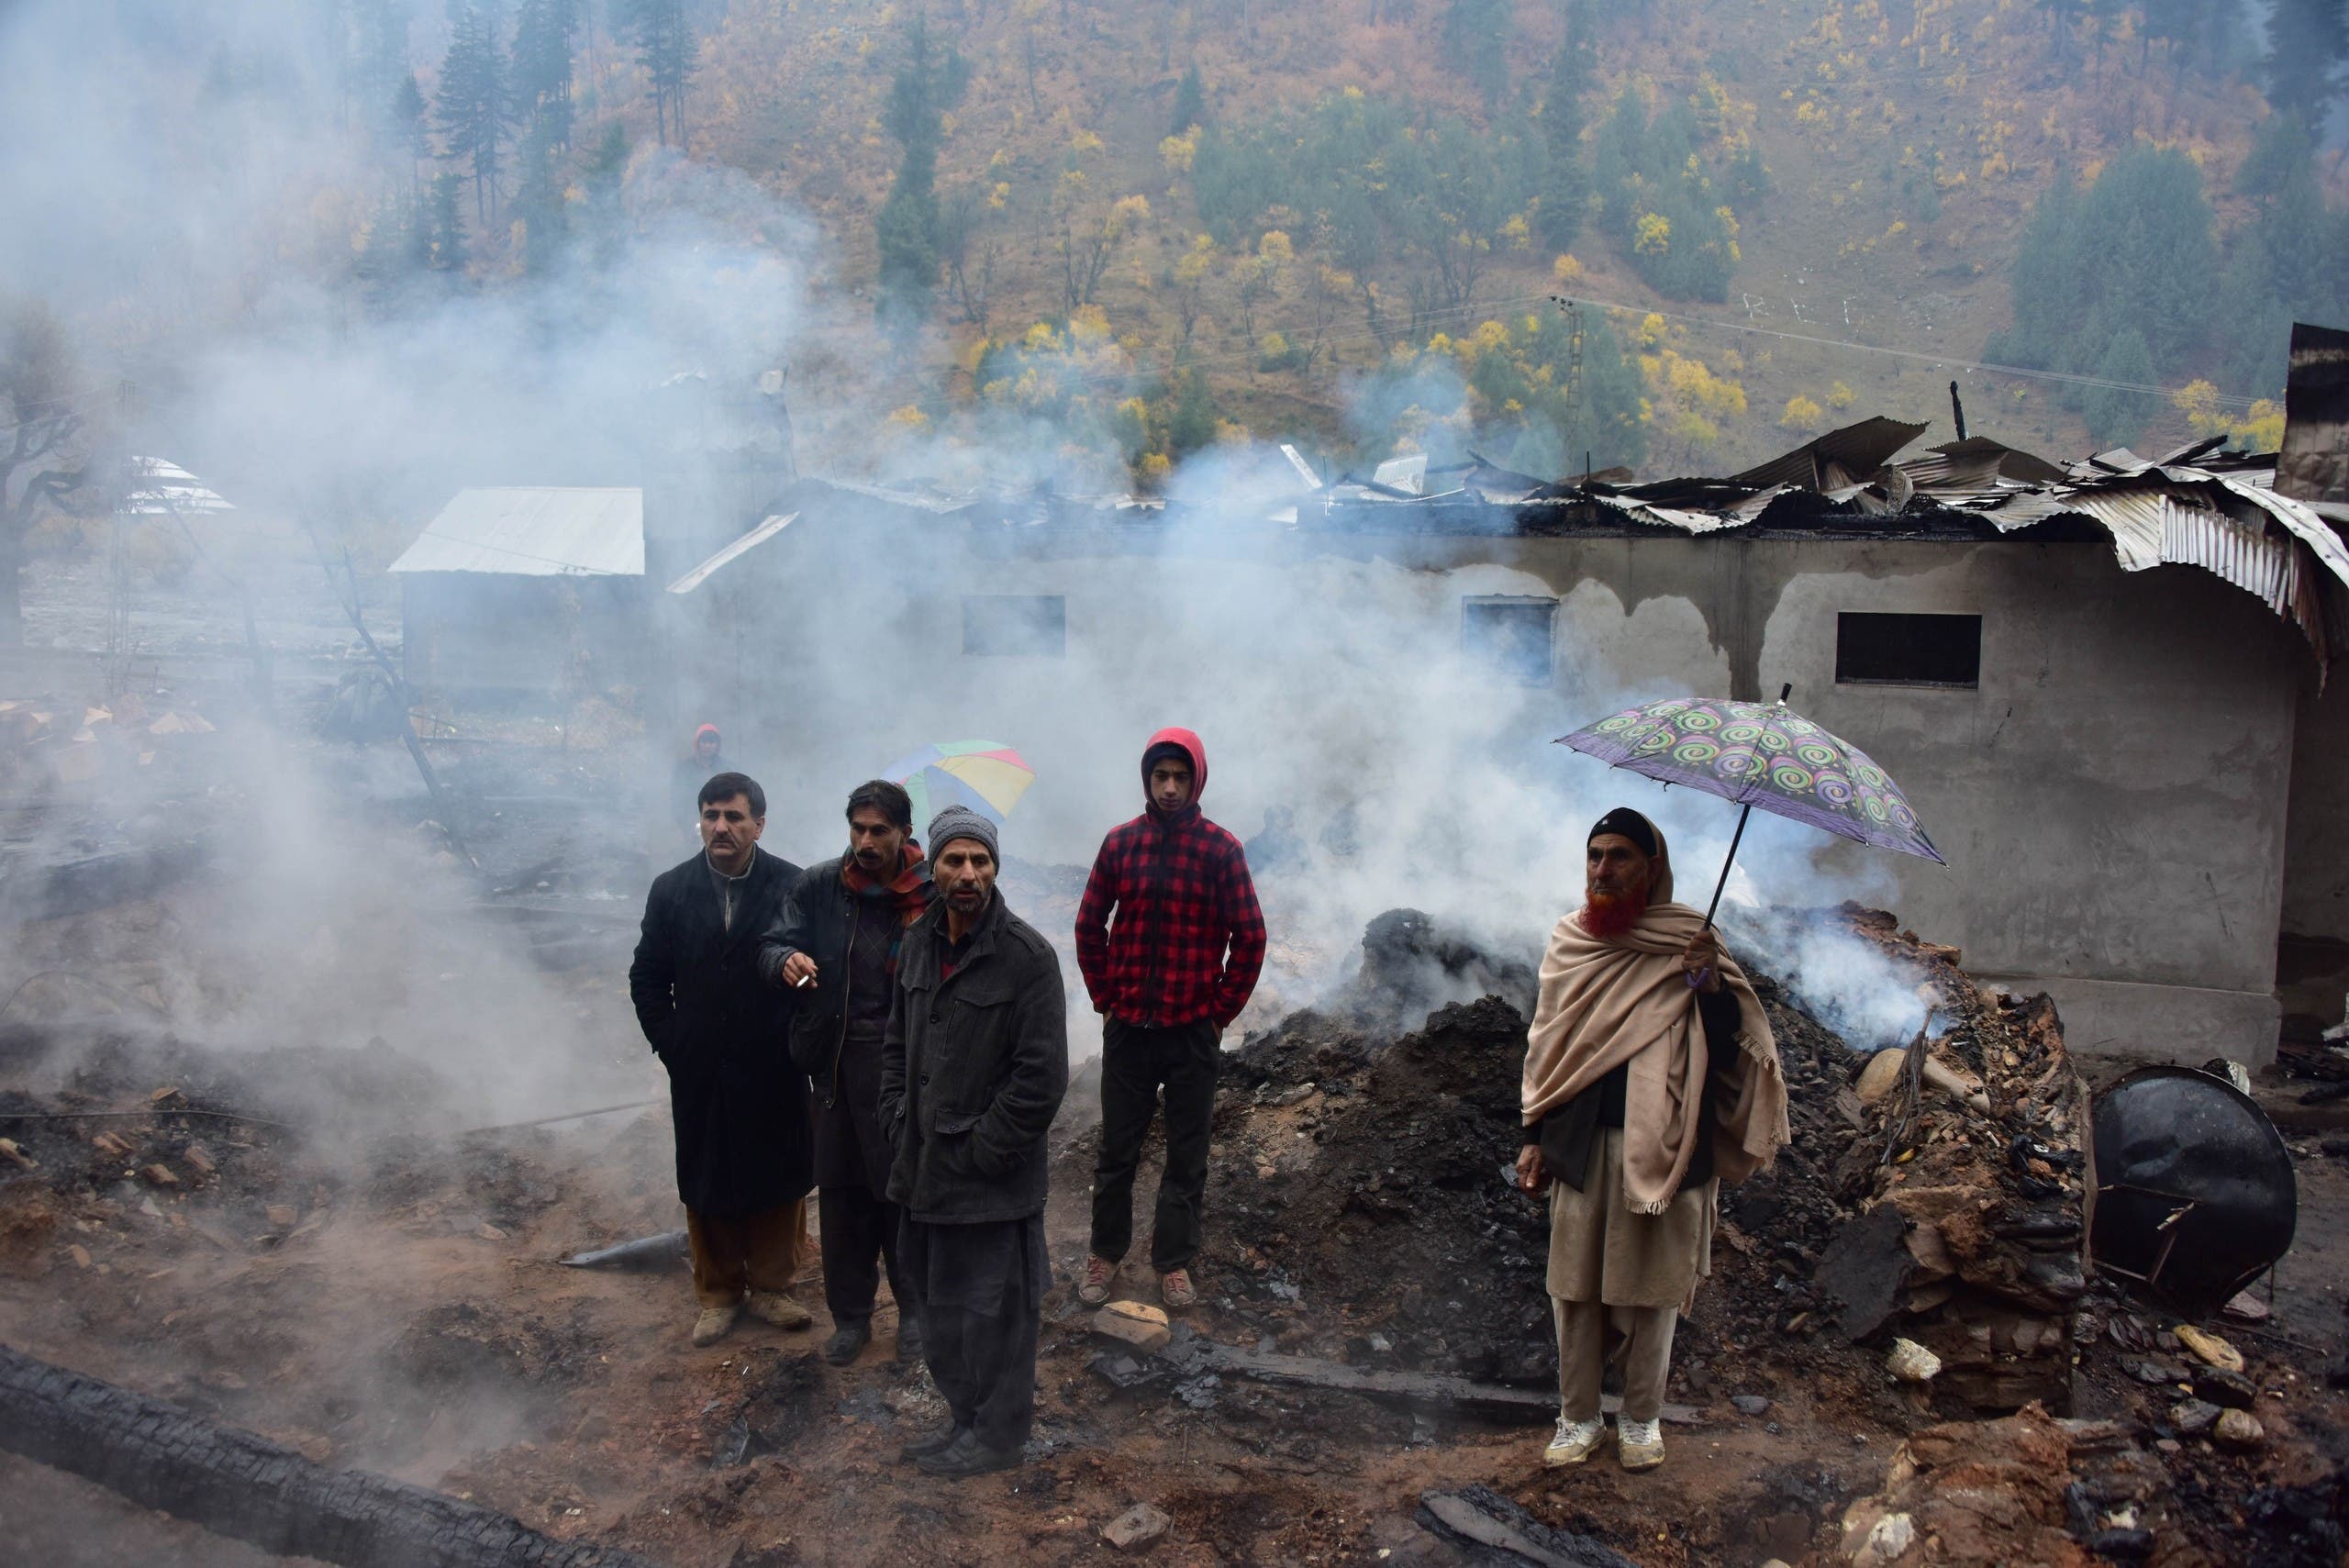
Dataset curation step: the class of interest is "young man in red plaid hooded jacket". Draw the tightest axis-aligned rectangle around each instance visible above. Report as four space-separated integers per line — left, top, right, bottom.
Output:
1074 728 1267 1309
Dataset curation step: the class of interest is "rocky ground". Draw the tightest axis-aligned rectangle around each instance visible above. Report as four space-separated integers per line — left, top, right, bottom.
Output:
0 896 2345 1565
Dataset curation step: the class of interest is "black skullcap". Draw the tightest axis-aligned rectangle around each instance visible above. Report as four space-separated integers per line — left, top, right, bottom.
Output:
1588 808 1660 857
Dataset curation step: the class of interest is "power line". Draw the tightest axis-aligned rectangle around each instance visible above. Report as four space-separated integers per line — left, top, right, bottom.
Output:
797 280 2267 442
1552 293 2264 411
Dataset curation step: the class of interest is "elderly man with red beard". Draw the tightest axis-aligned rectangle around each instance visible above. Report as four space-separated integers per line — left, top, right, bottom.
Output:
1515 808 1788 1473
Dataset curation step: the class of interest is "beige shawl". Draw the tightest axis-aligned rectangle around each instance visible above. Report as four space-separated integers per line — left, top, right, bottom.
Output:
1520 896 1789 1214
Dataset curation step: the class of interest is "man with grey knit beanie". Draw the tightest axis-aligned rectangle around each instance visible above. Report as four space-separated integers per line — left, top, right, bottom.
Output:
879 805 1068 1477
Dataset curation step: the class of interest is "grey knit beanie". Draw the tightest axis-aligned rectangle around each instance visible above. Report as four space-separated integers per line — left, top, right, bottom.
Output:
927 805 1000 862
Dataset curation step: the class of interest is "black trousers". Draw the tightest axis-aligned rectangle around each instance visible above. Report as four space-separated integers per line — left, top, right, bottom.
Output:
902 1214 1044 1453
818 1183 910 1328
1088 1017 1220 1272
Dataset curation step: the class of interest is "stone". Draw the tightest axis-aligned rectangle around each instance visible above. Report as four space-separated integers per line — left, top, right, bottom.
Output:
1866 1513 1916 1557
141 1163 181 1188
1731 1394 1771 1417
2167 1399 2221 1435
2214 1409 2265 1451
1093 1302 1172 1354
182 1144 217 1175
1887 1339 1943 1383
2194 1366 2257 1410
2221 1290 2272 1325
265 1205 298 1229
2175 1324 2244 1373
1102 1503 1170 1551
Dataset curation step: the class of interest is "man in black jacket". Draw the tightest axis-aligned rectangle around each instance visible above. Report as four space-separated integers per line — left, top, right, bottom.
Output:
879 806 1068 1478
759 780 932 1367
629 771 815 1348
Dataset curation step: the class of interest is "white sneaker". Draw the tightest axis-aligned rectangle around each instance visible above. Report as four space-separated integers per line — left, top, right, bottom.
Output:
1542 1415 1606 1467
1618 1416 1664 1471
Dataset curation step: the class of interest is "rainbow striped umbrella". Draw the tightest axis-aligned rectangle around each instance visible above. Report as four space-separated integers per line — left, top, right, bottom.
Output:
885 740 1036 831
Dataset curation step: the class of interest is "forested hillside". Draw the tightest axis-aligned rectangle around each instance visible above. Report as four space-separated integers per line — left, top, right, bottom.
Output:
14 0 2349 509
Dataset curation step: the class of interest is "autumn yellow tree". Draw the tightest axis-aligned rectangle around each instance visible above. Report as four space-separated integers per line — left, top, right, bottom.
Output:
1230 229 1292 357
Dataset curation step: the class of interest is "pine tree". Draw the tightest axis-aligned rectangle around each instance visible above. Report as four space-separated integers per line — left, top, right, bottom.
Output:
2083 328 2158 449
2219 167 2345 393
579 122 631 270
1534 7 1592 249
619 0 696 150
1166 370 1219 455
512 0 580 152
349 0 414 145
2238 111 2315 203
514 119 570 274
1989 169 2084 369
356 187 432 301
435 0 512 221
2265 0 2348 123
1442 0 1515 110
427 170 471 273
1170 63 1206 137
874 16 971 328
393 72 429 184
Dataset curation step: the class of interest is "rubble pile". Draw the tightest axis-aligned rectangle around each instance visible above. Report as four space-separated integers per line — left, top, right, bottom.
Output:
1834 1402 2093 1566
1816 909 2089 1414
1208 989 1553 1383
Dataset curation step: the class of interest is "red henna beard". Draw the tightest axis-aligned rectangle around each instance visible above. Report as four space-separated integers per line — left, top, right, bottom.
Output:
1577 885 1648 938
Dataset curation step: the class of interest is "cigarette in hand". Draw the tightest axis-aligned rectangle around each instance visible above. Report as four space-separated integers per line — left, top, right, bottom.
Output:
792 973 814 989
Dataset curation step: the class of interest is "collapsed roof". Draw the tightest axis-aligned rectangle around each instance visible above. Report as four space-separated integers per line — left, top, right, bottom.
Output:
744 417 2348 675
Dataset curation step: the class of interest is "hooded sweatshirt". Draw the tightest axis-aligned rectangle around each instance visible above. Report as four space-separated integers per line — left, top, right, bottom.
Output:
1074 728 1268 1029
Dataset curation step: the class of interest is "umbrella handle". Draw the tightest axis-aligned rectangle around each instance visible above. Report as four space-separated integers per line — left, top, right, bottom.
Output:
1687 799 1753 990
1700 684 1786 932
1701 800 1754 931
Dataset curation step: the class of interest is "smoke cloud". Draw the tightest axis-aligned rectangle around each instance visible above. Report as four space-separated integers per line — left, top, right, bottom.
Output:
0 0 1931 1109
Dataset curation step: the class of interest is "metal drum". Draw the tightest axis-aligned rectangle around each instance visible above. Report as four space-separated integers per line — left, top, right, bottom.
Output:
2089 1064 2298 1319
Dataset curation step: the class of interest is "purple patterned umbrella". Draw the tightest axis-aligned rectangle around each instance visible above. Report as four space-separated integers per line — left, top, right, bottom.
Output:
1558 684 1943 927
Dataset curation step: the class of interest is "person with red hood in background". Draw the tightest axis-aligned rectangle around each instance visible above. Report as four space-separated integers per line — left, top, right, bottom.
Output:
674 724 727 837
1074 728 1267 1309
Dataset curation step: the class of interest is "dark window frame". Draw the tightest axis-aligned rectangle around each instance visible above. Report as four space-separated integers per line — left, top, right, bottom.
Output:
1835 611 1982 689
1461 595 1560 688
962 594 1067 657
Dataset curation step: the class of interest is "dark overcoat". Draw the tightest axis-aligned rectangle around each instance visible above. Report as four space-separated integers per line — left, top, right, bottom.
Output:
628 846 811 1218
877 892 1068 1225
757 855 933 1195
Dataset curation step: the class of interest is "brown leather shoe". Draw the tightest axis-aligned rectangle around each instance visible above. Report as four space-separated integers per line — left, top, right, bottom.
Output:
1160 1267 1198 1309
746 1291 811 1329
1078 1255 1118 1306
691 1305 739 1346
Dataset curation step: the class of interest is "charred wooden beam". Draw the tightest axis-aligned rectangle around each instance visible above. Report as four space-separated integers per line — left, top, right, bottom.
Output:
0 1342 660 1568
1197 1343 1698 1426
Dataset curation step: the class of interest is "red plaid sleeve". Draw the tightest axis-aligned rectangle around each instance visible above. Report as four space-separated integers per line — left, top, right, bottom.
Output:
1209 835 1266 1027
1074 832 1124 1013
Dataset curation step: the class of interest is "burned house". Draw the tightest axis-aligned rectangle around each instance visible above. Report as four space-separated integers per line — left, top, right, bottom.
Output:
663 372 2349 1069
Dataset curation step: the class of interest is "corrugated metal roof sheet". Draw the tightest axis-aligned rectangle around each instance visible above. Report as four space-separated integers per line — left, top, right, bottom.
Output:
120 457 231 517
389 488 644 577
1727 417 1928 491
668 513 796 595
